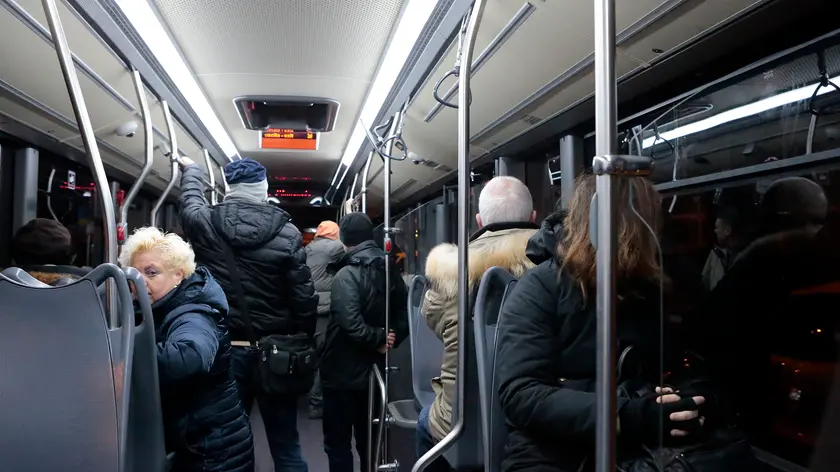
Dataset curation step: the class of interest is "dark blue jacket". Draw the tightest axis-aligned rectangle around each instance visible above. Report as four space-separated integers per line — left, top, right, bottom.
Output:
153 267 254 472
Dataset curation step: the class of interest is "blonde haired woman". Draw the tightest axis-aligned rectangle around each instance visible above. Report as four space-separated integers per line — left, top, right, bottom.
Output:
120 227 254 472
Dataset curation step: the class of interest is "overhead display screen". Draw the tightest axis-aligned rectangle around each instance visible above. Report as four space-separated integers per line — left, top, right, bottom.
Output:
260 128 318 151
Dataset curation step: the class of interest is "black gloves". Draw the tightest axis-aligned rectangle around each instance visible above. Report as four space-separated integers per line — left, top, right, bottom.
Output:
619 393 703 446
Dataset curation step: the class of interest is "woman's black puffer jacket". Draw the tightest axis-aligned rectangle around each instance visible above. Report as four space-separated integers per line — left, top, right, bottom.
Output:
496 260 669 472
153 267 254 472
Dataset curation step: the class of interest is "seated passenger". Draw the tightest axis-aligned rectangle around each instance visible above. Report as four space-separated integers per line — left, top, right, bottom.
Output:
418 176 539 467
119 227 255 472
496 175 710 472
320 212 408 472
11 218 86 286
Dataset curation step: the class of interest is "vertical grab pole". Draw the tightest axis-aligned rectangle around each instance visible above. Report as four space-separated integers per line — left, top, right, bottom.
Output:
411 2 487 471
593 0 619 471
120 68 155 242
41 0 118 326
349 171 360 205
152 101 180 227
361 150 374 213
203 149 218 205
219 162 229 195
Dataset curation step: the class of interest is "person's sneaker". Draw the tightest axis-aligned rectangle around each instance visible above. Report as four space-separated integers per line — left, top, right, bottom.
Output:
308 405 323 420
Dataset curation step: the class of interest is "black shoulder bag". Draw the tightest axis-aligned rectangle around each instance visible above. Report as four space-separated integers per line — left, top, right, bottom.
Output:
220 240 318 395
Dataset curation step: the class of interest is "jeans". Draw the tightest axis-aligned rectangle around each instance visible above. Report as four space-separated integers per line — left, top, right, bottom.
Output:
231 346 308 472
322 387 375 472
416 404 452 472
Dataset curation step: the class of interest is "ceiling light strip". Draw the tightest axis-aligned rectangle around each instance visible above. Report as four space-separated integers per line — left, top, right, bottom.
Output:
114 0 238 159
423 2 536 123
641 75 840 148
338 0 444 169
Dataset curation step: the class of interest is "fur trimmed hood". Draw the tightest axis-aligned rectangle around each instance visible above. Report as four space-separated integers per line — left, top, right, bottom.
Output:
27 271 80 287
425 226 537 299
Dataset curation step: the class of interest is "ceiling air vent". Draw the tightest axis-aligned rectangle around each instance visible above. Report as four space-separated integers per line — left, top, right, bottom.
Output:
521 114 543 126
234 96 340 132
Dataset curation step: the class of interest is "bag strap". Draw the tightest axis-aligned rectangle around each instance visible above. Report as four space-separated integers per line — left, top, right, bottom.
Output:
220 239 259 350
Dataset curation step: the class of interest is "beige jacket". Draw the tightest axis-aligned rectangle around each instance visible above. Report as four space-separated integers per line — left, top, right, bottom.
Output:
421 227 537 441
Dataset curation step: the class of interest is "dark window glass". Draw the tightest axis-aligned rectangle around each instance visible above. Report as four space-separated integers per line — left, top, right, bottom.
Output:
663 168 840 467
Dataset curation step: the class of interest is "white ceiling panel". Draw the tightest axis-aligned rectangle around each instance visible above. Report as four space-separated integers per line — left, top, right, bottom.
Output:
153 0 409 182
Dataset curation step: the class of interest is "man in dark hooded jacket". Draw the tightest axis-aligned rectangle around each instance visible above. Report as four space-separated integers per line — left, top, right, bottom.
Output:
320 212 409 472
178 156 317 472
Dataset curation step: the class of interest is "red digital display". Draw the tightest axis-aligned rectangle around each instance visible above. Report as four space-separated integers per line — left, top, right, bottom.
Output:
261 128 318 150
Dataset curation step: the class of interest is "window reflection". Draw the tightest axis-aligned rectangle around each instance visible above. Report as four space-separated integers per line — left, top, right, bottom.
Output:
622 44 840 186
665 169 840 467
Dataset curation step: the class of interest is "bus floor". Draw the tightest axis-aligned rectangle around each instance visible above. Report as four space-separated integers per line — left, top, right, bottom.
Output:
250 340 416 471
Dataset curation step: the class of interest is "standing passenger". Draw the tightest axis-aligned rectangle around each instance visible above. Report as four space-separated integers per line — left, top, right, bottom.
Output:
120 227 254 472
305 220 345 419
320 212 409 472
418 176 539 470
177 156 317 472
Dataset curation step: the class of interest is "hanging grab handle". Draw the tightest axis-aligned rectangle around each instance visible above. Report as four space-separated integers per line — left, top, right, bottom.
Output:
807 50 840 154
432 13 474 110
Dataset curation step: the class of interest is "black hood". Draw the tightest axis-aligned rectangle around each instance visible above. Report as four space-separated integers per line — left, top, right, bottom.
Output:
152 267 229 333
335 240 383 269
211 201 291 248
526 210 566 265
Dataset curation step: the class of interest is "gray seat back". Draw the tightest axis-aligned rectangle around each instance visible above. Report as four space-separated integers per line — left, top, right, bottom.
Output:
123 268 168 472
407 275 443 409
0 264 135 472
474 267 518 472
442 306 483 471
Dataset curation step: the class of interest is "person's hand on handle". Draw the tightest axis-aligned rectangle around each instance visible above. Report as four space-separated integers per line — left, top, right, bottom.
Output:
377 331 397 354
618 385 706 445
177 155 195 168
655 386 706 437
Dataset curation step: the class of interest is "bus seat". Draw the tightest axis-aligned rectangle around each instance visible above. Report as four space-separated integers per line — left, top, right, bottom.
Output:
1 267 52 287
474 267 518 472
0 264 135 472
442 299 483 470
408 275 443 410
123 268 168 472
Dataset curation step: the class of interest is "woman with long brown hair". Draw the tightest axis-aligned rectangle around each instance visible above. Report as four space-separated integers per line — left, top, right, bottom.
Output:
495 174 711 472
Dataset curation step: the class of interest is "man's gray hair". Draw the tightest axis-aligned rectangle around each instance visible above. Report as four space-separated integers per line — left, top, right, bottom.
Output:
478 176 534 225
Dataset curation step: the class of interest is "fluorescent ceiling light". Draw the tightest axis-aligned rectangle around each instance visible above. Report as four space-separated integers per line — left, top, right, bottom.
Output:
115 0 239 159
642 76 840 149
338 0 442 169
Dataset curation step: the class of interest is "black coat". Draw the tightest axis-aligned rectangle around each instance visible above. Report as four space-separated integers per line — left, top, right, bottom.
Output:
180 165 318 340
153 267 254 472
496 261 668 472
320 241 410 390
